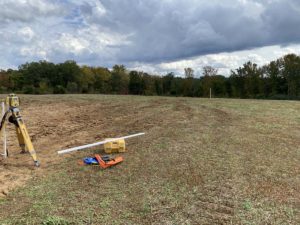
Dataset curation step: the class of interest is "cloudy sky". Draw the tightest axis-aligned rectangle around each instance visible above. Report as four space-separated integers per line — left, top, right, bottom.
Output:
1 0 300 76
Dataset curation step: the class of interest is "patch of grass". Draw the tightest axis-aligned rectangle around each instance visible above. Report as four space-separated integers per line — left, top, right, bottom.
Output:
237 200 298 225
243 200 252 211
41 216 71 225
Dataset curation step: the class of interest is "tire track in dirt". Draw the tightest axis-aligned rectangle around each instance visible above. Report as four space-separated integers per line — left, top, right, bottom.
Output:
187 104 237 224
141 100 236 224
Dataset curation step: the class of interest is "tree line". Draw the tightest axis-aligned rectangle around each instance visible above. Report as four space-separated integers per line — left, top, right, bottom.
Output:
0 53 300 99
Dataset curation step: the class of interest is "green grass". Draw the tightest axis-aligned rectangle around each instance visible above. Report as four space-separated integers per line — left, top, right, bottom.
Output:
0 95 299 224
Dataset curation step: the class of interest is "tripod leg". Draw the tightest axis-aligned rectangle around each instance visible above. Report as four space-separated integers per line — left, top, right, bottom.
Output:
0 110 9 136
0 111 10 158
15 126 26 153
15 118 39 167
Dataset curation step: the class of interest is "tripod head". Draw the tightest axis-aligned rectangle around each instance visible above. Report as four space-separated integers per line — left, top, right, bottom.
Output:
6 93 20 108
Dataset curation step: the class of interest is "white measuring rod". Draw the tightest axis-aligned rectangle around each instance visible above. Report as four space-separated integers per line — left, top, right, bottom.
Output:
57 132 145 155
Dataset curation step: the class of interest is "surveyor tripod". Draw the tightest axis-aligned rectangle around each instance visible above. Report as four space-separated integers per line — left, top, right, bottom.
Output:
0 94 40 167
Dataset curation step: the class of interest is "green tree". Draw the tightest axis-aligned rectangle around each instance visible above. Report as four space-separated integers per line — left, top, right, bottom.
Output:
153 76 163 95
129 71 143 95
110 65 129 94
18 61 56 91
93 67 111 93
202 66 218 97
141 73 155 95
80 66 96 93
56 60 81 88
231 62 263 98
211 75 227 97
66 82 78 93
281 54 300 97
182 68 194 96
162 72 174 95
229 70 246 98
0 70 10 92
9 70 24 91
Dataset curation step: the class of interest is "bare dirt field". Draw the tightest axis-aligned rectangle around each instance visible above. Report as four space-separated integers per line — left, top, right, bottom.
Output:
0 94 299 224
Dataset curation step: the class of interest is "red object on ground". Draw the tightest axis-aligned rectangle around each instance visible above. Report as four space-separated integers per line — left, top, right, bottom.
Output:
94 154 123 169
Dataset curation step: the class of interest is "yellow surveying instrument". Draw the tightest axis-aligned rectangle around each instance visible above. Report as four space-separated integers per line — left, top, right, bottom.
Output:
0 94 40 167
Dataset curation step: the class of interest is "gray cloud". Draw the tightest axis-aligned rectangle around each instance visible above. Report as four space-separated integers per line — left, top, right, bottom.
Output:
262 1 300 45
0 0 300 73
0 0 65 23
90 0 300 63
